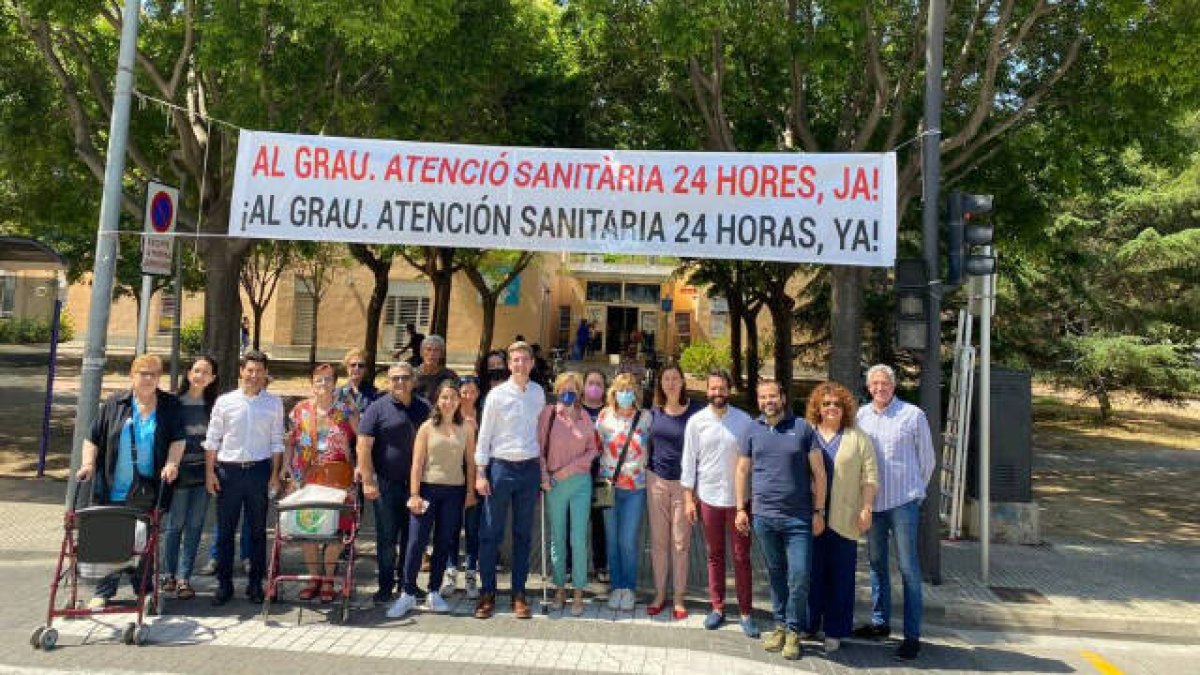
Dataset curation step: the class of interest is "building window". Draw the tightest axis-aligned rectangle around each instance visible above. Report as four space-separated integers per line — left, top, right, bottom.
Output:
557 305 572 348
585 281 621 303
157 292 177 335
292 276 315 345
675 312 692 347
0 275 15 318
384 295 431 350
625 283 660 305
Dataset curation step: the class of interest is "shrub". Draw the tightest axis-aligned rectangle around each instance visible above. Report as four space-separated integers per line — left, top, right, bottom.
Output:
0 317 71 344
679 337 733 378
180 317 205 355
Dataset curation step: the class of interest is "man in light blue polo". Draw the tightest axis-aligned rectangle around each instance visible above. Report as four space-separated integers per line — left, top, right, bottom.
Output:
853 364 935 661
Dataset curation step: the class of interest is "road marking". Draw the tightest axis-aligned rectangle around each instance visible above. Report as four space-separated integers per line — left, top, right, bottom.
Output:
1081 650 1124 675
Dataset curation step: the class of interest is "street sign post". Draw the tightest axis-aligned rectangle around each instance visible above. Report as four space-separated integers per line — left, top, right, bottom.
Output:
136 181 179 354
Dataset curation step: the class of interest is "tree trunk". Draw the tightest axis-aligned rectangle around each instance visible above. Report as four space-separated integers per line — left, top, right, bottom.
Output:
829 266 866 393
743 303 763 396
200 235 249 393
426 248 456 339
767 295 795 394
1093 377 1113 423
251 305 264 350
348 244 394 376
308 297 320 368
478 292 498 360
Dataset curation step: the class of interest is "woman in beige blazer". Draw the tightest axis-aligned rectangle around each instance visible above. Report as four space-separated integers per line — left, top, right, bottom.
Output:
803 382 878 653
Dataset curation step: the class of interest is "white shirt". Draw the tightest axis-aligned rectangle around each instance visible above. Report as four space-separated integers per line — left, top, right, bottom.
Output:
475 379 545 466
680 405 755 507
203 389 285 462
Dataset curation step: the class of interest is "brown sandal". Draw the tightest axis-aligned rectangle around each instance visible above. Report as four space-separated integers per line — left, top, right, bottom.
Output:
160 576 177 593
298 581 321 601
176 580 195 600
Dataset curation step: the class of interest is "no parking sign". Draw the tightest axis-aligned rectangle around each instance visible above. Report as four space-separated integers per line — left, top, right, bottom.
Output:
142 181 178 275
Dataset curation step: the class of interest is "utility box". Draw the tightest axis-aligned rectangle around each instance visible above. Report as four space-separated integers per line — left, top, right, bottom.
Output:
967 367 1032 503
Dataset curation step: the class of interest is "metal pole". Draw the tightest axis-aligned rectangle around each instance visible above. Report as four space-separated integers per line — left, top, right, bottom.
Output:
38 278 65 478
918 0 947 584
979 246 993 583
66 0 140 507
135 274 153 354
170 248 183 389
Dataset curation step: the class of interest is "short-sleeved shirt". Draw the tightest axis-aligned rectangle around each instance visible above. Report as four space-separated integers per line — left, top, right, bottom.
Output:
742 415 818 520
359 394 431 484
647 400 704 481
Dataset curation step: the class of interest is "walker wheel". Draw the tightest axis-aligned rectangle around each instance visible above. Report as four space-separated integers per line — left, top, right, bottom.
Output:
133 624 148 646
29 626 44 649
122 622 136 645
40 628 58 651
145 595 158 616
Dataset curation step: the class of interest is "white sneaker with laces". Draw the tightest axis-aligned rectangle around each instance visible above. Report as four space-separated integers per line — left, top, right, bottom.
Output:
440 569 458 597
426 591 449 613
386 592 416 619
607 589 621 610
465 571 479 599
619 588 635 611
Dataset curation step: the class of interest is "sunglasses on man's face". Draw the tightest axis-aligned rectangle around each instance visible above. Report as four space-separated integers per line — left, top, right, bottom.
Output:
390 374 413 383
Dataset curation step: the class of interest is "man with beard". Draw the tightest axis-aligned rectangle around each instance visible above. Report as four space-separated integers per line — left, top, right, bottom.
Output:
680 369 758 637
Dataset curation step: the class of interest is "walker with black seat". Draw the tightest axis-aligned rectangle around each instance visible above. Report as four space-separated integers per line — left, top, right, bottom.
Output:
31 482 165 650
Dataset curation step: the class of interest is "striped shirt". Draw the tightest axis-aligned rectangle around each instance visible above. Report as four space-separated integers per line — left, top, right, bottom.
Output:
856 397 935 512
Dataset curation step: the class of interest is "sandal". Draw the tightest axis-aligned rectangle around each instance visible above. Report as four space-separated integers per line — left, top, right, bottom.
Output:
176 580 195 600
160 576 177 593
319 581 336 603
298 581 321 601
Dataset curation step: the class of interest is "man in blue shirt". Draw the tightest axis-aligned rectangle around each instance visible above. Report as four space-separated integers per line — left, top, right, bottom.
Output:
853 364 935 661
735 379 826 661
356 362 430 604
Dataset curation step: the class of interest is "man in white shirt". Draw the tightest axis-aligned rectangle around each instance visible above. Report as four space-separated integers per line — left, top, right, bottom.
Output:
681 369 758 637
204 350 284 606
472 341 545 620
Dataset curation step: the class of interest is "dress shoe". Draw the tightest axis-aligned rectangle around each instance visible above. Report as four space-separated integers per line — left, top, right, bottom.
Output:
894 638 921 661
474 592 496 619
513 594 532 619
211 588 233 606
246 587 265 604
852 623 891 639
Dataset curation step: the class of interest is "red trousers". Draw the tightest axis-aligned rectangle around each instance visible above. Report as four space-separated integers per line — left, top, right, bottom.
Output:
699 500 753 615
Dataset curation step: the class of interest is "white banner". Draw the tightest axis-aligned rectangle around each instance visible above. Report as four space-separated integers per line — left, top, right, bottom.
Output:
229 130 897 266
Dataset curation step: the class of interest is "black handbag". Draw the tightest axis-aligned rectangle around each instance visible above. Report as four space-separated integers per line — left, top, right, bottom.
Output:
124 416 159 511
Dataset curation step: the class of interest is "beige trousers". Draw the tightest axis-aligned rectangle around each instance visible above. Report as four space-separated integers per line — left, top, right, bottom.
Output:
646 470 691 600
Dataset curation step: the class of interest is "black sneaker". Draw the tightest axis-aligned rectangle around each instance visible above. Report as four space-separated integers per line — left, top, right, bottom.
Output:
852 623 891 639
894 638 921 661
372 589 394 604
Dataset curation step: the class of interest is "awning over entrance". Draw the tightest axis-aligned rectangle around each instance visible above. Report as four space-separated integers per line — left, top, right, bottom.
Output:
0 237 67 272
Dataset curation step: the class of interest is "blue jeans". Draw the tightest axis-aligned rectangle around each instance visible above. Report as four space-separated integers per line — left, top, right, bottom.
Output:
403 484 466 595
214 460 270 593
867 498 923 640
546 473 592 588
373 478 411 596
479 458 540 595
603 487 646 591
208 516 251 561
753 515 813 633
806 529 858 638
162 486 209 580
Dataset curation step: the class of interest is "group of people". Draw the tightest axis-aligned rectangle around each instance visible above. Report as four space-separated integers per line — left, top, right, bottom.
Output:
78 337 934 663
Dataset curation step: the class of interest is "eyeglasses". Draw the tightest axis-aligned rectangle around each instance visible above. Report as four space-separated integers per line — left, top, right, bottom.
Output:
314 376 335 385
390 374 413 382
348 362 366 369
820 401 842 409
135 371 160 379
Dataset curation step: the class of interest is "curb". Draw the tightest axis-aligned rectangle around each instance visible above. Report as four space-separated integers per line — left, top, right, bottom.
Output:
933 599 1200 642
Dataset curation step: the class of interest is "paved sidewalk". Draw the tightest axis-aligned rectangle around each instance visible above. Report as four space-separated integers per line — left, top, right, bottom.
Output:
4 476 1197 646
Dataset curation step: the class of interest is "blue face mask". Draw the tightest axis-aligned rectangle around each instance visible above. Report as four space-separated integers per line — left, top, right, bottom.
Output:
559 391 578 406
616 390 637 408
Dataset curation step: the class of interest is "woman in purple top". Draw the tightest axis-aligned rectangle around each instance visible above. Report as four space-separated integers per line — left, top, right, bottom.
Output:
645 364 703 619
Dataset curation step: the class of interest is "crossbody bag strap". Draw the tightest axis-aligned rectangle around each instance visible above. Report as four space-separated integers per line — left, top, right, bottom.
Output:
611 409 642 483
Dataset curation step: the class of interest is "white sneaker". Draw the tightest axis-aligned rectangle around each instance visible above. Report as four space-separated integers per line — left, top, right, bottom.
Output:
386 592 416 619
440 569 458 597
825 637 841 653
607 588 621 610
199 559 218 576
619 588 635 611
426 591 449 613
464 571 479 599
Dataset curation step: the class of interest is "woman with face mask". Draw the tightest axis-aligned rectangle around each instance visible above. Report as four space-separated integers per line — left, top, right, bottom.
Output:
581 369 609 583
594 373 652 611
537 372 599 615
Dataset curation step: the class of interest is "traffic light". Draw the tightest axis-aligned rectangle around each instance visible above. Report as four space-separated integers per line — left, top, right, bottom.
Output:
946 191 995 286
894 258 928 351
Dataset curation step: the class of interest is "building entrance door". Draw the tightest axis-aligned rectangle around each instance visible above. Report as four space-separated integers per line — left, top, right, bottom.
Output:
605 306 638 355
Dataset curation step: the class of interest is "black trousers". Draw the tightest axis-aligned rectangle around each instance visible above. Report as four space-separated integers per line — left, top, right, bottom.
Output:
215 459 271 593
